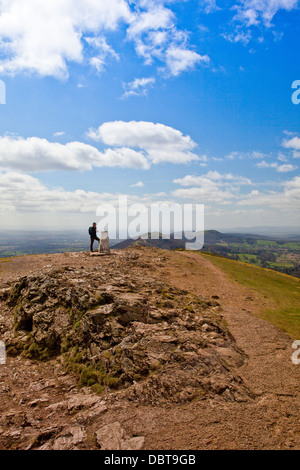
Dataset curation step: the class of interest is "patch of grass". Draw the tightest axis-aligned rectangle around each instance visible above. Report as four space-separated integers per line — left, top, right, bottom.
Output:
91 383 104 395
200 252 300 339
184 304 195 313
22 341 53 361
63 347 120 391
269 262 294 268
237 254 259 263
255 239 278 247
161 289 175 300
79 364 120 389
79 365 101 387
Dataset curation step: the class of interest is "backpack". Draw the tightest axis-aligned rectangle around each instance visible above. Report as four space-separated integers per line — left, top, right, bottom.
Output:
88 227 93 236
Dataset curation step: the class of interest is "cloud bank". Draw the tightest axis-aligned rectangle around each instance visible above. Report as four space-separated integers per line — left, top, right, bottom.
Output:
0 0 208 79
0 121 203 172
87 121 203 165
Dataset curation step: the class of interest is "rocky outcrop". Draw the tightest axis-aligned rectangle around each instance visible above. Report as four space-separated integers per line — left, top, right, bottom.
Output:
4 250 251 404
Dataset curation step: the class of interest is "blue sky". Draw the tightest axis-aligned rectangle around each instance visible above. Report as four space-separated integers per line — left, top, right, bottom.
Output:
0 0 299 232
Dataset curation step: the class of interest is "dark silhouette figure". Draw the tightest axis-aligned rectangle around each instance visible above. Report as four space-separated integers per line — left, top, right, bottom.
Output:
89 222 99 252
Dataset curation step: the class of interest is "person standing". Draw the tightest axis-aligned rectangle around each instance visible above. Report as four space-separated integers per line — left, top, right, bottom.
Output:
88 222 99 252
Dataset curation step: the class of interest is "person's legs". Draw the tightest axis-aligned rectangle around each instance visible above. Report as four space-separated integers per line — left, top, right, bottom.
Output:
90 236 100 251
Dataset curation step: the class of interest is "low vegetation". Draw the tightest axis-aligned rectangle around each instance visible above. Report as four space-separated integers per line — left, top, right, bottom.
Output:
203 234 300 278
200 252 300 339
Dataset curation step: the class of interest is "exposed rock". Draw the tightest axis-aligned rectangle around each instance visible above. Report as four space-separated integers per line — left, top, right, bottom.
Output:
96 421 144 450
67 394 100 412
71 402 108 425
37 426 87 450
3 250 251 404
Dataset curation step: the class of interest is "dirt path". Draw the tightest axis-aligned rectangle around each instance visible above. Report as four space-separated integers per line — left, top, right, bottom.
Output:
146 250 300 449
161 251 299 397
0 249 299 450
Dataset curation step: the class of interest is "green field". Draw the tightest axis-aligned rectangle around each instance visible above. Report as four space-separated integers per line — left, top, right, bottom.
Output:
269 261 294 268
206 235 300 278
200 252 300 339
237 253 259 262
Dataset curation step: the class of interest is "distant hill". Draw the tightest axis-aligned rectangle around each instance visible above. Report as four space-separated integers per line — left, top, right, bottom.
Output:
113 234 186 250
221 226 300 237
113 230 246 250
112 230 300 278
203 230 242 244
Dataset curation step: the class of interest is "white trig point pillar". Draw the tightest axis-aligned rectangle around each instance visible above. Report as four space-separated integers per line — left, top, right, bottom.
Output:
0 341 6 365
99 231 110 254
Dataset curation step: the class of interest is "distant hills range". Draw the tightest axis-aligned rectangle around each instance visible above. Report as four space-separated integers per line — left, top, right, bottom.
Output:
0 229 299 279
113 230 300 251
112 230 300 278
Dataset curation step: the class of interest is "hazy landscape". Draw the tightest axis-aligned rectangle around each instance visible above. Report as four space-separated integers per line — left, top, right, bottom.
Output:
200 230 300 278
0 230 91 257
1 228 300 278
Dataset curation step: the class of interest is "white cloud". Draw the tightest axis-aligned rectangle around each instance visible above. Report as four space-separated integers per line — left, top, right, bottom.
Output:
207 171 252 184
282 136 300 150
130 181 144 188
222 30 252 45
256 141 299 172
252 151 268 159
87 121 203 164
0 171 104 213
0 121 204 172
283 136 300 158
171 170 300 223
256 160 298 172
0 135 150 171
174 171 252 186
172 184 235 204
0 1 296 78
0 171 147 215
85 35 119 73
127 3 210 76
85 36 119 60
199 0 220 13
238 176 300 212
172 171 249 203
0 0 208 79
225 151 240 160
0 171 169 216
53 131 65 137
100 147 150 169
220 0 299 45
127 4 174 39
256 160 276 169
233 0 299 27
277 152 288 162
276 163 298 172
0 0 132 78
164 46 210 77
122 77 155 99
222 150 276 161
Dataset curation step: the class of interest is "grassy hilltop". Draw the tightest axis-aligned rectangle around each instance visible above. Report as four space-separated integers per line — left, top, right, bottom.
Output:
200 252 300 339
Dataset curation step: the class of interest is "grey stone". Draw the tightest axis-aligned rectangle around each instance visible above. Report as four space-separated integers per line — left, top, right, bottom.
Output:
96 422 144 450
